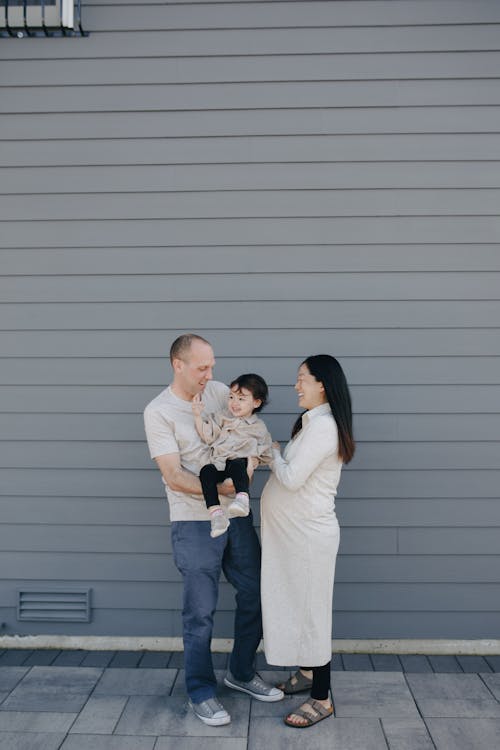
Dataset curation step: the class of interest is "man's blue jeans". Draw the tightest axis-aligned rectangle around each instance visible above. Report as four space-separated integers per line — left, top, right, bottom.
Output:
171 514 262 703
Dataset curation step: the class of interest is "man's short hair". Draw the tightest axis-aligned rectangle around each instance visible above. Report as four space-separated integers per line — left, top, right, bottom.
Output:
169 333 211 364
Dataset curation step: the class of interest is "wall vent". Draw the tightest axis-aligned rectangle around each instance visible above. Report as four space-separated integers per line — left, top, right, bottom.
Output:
1 1 87 38
17 589 91 623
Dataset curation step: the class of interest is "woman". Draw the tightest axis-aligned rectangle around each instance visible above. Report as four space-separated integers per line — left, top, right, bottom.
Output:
260 354 355 728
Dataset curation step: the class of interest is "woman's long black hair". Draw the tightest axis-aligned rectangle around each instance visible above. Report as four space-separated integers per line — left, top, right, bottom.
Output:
291 354 355 464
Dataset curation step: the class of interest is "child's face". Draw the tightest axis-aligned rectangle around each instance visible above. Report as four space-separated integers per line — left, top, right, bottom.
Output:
228 386 261 418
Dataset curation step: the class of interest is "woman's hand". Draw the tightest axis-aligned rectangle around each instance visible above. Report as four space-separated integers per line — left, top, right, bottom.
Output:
191 392 204 417
272 441 281 453
247 456 259 480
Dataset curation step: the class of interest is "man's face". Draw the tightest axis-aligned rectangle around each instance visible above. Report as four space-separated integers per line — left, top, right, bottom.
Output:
173 340 215 397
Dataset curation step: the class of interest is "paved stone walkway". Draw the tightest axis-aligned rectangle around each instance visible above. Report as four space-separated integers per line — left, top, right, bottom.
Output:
0 651 499 749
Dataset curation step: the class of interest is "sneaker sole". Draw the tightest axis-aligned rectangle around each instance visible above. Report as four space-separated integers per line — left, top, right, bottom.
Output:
223 677 284 702
189 702 231 726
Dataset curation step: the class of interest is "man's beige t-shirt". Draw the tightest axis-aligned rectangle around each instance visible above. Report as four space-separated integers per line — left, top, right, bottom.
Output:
143 380 229 521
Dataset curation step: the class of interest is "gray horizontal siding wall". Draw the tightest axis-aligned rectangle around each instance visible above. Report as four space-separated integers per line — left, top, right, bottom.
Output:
0 0 499 639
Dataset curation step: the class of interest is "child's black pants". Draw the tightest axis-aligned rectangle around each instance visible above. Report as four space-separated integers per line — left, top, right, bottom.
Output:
199 457 249 508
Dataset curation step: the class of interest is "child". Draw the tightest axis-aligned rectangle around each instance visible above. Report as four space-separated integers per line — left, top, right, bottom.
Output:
192 373 273 538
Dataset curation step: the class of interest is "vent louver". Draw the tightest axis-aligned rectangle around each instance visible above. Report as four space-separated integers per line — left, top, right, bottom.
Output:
17 589 91 622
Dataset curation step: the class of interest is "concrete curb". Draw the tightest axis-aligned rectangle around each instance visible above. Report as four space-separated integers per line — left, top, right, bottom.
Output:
1 635 499 654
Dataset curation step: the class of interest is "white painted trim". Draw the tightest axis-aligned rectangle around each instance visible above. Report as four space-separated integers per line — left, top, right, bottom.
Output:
0 636 499 655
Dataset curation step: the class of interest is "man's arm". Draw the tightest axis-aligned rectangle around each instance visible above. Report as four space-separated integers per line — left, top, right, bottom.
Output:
154 453 234 496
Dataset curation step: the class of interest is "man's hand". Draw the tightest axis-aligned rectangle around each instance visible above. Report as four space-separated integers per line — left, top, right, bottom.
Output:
191 392 204 418
217 478 235 497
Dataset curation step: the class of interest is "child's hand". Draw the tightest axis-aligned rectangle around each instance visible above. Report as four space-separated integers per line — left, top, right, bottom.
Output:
191 393 204 417
272 441 281 453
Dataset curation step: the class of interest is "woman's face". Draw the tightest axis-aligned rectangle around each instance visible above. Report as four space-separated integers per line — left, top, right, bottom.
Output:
294 363 327 410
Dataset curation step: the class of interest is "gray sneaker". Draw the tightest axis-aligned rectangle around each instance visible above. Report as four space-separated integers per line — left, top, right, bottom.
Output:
224 670 284 702
210 509 229 538
189 696 231 726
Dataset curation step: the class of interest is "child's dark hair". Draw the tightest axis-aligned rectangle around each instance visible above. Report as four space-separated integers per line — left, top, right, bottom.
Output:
229 373 269 413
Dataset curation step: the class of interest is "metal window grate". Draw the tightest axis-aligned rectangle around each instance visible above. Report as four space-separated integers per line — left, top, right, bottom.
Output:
17 589 92 622
1 1 87 38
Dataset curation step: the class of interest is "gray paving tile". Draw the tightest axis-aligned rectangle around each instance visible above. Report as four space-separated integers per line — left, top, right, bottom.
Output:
1 667 102 713
138 652 171 669
254 653 272 670
406 673 500 717
167 652 184 669
168 652 228 670
457 656 492 673
480 672 500 701
0 711 76 733
109 652 142 668
485 656 500 672
170 669 225 697
250 692 313 718
203 652 229 669
382 717 435 750
247 670 291 708
0 652 32 667
169 670 184 696
427 718 500 750
94 668 176 696
80 652 115 669
332 653 344 670
0 669 30 692
0 696 7 708
70 695 128 734
155 739 246 750
22 651 60 667
213 654 230 669
115 694 250 737
11 667 102 694
52 651 86 667
428 655 463 673
248 716 388 750
0 732 66 750
60 736 155 750
343 654 374 671
1 691 90 714
372 654 403 672
399 656 433 674
333 672 419 718
245 672 294 717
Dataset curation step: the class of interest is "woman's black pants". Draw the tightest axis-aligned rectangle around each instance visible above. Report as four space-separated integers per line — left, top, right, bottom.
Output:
301 661 331 700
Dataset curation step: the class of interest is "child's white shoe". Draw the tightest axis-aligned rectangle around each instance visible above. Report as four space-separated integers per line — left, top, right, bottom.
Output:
228 492 250 518
209 507 229 538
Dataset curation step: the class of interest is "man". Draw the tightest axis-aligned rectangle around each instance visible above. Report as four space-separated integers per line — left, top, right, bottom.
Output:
144 333 283 726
